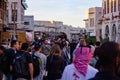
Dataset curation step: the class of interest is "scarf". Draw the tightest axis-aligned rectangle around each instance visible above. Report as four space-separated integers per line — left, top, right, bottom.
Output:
73 46 92 76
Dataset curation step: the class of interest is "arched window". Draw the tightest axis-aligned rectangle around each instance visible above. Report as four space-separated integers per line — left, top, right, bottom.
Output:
118 24 120 34
112 24 116 41
105 25 109 38
117 24 120 43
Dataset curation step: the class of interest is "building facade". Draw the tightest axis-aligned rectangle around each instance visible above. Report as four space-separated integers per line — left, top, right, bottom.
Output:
24 15 34 31
24 15 34 41
70 27 85 40
0 0 8 42
34 21 62 33
7 0 27 28
84 7 102 41
1 0 28 42
6 0 27 37
34 20 84 40
102 0 120 43
34 21 62 39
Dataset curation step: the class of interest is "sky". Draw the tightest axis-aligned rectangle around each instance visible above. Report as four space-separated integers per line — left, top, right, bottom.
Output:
25 0 102 27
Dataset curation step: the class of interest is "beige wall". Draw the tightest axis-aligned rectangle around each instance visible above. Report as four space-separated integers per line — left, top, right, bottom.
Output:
7 0 27 29
84 7 102 41
34 20 83 40
102 0 120 42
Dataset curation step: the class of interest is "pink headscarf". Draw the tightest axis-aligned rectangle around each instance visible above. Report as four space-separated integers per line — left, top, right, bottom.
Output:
73 46 92 76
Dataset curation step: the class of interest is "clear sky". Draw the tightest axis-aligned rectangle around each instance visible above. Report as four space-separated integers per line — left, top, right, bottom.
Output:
25 0 102 27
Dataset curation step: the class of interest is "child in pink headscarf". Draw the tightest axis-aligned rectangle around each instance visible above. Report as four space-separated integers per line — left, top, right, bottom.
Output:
61 39 98 80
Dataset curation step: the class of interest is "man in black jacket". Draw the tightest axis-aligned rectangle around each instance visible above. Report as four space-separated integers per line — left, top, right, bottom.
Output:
4 40 20 80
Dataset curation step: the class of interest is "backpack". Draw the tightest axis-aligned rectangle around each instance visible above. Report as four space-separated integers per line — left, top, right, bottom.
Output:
32 52 42 78
13 52 30 79
0 48 14 75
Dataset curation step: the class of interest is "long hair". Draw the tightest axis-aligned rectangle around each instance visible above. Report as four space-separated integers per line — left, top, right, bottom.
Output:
80 39 86 46
50 44 61 56
98 42 120 68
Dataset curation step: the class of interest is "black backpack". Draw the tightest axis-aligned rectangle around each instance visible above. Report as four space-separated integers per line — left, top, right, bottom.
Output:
32 53 42 78
13 52 30 79
0 48 15 75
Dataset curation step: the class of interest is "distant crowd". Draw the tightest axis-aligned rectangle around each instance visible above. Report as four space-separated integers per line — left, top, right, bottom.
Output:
0 38 120 80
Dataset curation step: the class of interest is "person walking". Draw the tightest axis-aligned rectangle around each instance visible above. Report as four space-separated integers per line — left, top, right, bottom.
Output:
46 44 65 80
70 39 77 63
4 40 20 80
89 42 120 80
34 44 47 80
61 39 98 80
12 43 33 80
41 39 51 56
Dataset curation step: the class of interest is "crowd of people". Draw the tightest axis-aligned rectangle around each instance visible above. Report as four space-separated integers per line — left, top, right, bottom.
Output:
0 38 120 80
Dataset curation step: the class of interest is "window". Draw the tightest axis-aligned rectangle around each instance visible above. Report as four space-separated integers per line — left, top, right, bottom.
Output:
86 23 88 27
11 2 18 21
105 25 109 38
24 22 29 25
12 10 17 21
6 10 9 23
112 24 116 41
90 18 94 27
114 0 116 12
111 0 113 12
104 1 106 14
107 0 109 13
118 0 120 11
